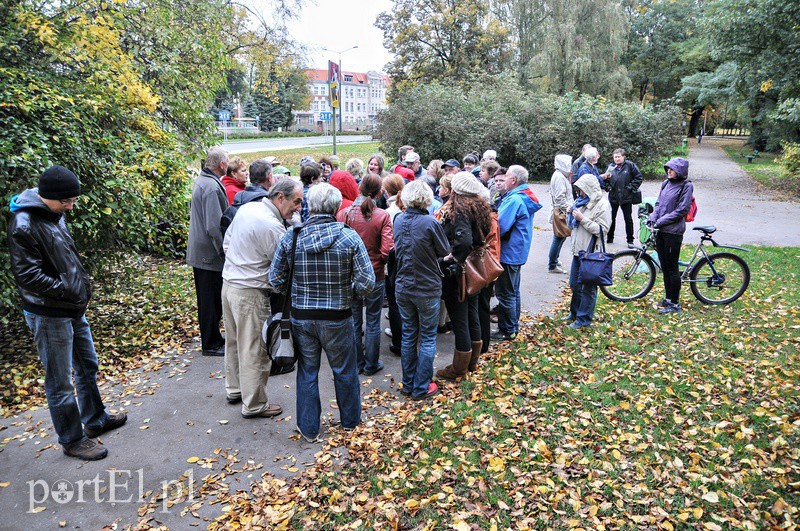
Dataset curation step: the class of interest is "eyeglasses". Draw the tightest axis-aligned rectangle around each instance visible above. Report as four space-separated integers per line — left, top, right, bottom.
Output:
58 198 79 206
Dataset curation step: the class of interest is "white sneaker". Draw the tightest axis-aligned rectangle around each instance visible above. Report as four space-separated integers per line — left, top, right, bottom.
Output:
384 327 392 338
294 425 323 443
548 266 567 274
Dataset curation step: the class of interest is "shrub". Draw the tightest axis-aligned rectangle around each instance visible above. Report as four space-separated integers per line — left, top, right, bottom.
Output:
377 83 683 179
779 142 800 177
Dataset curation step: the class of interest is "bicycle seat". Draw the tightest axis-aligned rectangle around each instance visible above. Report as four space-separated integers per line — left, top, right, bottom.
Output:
693 225 716 234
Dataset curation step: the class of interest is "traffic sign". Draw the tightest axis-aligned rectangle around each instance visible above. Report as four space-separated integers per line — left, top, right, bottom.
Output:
320 112 332 121
218 110 231 121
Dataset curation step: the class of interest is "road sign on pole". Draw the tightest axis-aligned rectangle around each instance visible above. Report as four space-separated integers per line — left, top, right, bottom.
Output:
320 112 332 121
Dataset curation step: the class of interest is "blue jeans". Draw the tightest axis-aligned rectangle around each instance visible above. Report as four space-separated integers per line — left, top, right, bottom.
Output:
548 235 567 270
352 279 385 373
396 294 439 398
569 255 599 326
496 263 522 336
24 312 108 447
291 317 361 438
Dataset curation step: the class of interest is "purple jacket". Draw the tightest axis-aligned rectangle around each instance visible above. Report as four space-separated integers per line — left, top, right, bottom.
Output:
649 178 693 235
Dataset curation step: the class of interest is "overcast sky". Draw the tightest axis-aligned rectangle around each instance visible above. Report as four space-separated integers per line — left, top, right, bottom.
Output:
251 0 395 74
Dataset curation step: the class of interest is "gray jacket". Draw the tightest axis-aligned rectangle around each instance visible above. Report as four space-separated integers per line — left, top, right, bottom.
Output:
186 168 227 271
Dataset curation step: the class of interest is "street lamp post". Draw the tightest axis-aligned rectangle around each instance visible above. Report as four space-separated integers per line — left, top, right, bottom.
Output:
323 45 358 135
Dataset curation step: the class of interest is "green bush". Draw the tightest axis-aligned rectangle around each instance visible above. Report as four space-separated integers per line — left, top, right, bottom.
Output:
377 82 683 179
779 142 800 177
0 69 192 316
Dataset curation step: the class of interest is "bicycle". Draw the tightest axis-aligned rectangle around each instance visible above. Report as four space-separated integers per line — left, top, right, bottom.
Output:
600 207 751 304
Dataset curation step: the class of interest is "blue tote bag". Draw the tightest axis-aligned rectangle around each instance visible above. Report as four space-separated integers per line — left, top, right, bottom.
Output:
577 227 614 286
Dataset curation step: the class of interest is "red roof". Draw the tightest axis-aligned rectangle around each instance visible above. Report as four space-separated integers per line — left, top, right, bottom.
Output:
306 69 389 86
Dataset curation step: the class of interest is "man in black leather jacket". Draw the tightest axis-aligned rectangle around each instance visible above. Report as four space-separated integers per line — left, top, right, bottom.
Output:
8 166 126 460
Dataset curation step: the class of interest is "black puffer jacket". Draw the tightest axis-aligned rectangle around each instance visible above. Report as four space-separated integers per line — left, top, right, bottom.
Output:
8 189 91 317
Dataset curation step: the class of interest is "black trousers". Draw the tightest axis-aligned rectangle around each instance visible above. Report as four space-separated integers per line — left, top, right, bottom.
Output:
442 286 480 352
478 283 493 353
192 267 224 351
609 202 634 244
655 231 683 303
385 250 402 349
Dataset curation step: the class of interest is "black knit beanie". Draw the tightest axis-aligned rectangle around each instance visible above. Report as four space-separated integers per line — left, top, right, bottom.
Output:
38 166 82 200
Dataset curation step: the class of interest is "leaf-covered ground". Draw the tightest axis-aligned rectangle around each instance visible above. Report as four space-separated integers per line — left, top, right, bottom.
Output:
0 255 198 417
205 246 799 530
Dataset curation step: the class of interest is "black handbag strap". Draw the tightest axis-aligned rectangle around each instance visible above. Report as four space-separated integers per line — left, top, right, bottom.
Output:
281 227 302 321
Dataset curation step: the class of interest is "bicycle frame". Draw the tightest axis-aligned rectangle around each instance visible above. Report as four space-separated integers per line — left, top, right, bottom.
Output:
680 234 750 283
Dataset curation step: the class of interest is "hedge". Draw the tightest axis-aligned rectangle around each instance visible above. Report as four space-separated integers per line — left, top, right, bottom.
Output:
377 81 683 179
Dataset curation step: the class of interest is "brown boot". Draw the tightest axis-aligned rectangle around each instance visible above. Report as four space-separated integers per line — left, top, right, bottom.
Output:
436 349 471 381
468 340 483 372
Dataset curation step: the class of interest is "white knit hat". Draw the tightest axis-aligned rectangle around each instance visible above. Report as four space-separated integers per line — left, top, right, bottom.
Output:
451 171 485 196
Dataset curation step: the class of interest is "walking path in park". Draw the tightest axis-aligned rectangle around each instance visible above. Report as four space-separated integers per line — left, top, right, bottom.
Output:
1 139 798 528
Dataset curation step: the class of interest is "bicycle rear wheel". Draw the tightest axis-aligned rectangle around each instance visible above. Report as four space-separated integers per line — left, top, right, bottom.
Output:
600 250 656 302
689 252 750 304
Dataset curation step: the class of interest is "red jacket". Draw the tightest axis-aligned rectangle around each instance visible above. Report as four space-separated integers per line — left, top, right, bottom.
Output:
221 176 246 206
337 200 394 281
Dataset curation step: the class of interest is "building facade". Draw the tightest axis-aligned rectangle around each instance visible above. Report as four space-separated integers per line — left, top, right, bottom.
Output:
292 69 389 132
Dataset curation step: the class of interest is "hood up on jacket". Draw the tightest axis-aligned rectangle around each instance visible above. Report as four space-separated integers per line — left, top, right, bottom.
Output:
296 216 347 256
329 171 359 201
554 154 572 177
10 189 61 220
664 158 689 179
574 174 604 206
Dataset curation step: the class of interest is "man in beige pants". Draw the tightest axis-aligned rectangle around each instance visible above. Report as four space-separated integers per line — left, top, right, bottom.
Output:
221 178 303 418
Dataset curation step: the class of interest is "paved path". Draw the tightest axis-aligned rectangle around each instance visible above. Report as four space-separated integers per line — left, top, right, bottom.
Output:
1 138 798 528
223 135 374 154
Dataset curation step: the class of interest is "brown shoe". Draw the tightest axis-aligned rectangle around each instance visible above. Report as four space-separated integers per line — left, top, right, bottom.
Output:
85 413 127 439
242 404 283 419
468 340 483 372
436 349 471 381
63 438 108 461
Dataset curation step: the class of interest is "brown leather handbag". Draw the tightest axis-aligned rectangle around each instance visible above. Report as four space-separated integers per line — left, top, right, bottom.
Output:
552 207 571 238
459 226 504 302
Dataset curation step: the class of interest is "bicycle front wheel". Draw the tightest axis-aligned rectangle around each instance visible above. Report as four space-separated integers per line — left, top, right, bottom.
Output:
689 252 750 304
600 250 656 302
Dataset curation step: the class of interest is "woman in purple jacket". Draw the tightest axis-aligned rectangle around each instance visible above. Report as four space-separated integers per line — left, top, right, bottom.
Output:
649 158 694 314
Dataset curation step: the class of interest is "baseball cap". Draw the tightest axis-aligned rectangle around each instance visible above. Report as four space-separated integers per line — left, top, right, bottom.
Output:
442 158 461 169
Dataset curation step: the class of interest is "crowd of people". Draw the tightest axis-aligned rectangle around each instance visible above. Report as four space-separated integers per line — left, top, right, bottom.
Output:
7 142 694 457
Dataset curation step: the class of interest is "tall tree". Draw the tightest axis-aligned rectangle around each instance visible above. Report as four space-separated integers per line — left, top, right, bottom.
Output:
376 0 511 95
496 0 631 98
704 0 800 148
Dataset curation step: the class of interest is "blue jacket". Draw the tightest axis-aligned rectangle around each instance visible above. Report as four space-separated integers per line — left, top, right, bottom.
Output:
393 208 451 298
575 162 603 187
497 184 542 265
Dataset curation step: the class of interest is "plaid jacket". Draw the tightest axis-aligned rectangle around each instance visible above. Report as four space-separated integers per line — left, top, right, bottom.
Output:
269 214 375 312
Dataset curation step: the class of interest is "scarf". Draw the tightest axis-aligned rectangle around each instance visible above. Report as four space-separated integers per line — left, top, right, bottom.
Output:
568 195 590 229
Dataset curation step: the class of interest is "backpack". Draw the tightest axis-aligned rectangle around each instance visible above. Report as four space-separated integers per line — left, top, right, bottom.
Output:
660 179 697 222
220 189 269 237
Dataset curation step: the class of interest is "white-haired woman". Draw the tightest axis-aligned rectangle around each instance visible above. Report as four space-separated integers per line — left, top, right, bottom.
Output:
575 147 603 188
393 180 451 400
346 158 365 182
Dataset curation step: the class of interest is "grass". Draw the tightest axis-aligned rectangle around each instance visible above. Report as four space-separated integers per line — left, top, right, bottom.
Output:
717 140 800 199
234 142 385 177
210 245 799 530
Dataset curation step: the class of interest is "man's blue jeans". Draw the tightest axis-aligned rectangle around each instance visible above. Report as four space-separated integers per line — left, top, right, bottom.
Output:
548 235 567 270
496 263 522 336
291 317 361 438
352 279 385 373
569 255 599 326
396 294 439 398
24 312 108 447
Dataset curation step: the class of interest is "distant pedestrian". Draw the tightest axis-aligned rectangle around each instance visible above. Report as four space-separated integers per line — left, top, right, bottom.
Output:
269 184 375 442
698 129 704 144
9 166 127 460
